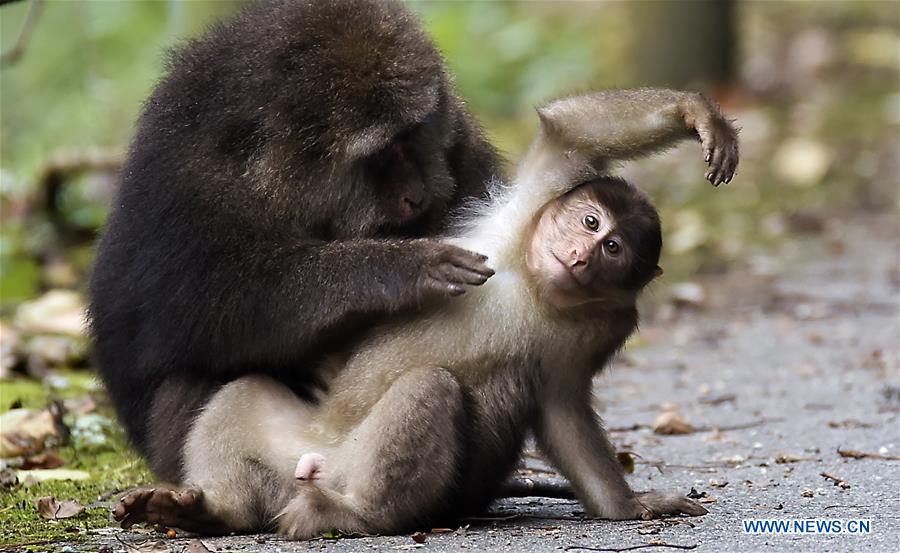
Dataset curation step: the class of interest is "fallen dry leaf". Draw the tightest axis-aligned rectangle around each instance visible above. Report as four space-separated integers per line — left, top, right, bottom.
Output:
411 531 427 544
0 403 69 458
21 451 66 470
652 411 696 435
14 290 87 337
35 496 85 520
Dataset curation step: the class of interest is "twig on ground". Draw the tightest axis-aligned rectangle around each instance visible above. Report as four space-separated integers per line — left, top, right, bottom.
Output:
610 417 783 434
837 447 900 461
693 417 784 433
819 471 850 488
565 542 699 552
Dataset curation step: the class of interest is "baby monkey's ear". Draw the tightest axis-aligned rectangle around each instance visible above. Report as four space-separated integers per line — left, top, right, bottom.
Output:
654 266 664 279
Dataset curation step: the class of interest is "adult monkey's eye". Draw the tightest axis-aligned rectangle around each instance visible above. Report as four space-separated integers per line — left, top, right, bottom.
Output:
604 239 621 255
583 214 600 231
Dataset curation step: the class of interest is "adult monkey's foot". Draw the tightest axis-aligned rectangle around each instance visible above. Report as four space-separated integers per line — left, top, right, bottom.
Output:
114 485 228 535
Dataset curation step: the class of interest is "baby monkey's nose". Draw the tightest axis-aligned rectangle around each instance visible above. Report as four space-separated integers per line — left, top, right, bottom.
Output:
569 246 594 267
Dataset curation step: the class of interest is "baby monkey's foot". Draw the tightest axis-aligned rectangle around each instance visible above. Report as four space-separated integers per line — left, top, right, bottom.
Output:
114 485 226 534
632 490 709 520
295 452 326 480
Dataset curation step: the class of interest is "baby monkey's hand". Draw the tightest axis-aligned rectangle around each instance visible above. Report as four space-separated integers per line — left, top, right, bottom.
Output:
681 93 739 186
630 490 709 520
416 240 494 297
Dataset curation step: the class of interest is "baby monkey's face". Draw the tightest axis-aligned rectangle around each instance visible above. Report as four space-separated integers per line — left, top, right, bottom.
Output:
525 180 661 308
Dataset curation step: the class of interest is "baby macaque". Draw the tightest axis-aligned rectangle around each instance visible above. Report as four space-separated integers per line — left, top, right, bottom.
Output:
114 89 738 537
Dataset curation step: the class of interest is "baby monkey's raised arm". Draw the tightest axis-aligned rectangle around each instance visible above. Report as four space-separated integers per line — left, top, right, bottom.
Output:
525 89 737 202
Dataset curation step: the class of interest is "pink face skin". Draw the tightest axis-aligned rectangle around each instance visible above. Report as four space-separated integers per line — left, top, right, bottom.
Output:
525 186 630 308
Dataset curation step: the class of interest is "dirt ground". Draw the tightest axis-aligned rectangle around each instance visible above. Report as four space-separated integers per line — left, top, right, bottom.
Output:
16 213 899 553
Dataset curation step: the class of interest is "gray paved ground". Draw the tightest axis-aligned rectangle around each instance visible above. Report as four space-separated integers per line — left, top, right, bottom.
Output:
49 214 900 552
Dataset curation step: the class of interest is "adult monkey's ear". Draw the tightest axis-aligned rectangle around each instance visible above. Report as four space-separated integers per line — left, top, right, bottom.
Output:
654 266 664 278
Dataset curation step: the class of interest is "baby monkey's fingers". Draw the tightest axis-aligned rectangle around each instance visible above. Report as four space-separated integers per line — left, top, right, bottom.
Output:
633 490 709 519
699 120 739 186
683 94 739 187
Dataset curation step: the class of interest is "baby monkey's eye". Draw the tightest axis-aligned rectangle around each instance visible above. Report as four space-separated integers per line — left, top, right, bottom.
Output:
603 239 621 255
582 214 600 232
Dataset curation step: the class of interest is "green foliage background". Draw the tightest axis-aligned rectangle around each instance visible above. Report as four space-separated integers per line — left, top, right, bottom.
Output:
1 1 898 305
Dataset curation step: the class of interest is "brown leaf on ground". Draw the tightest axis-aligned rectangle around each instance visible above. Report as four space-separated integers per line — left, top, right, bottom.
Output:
21 451 66 470
14 290 87 337
35 496 85 519
411 531 427 544
652 411 696 435
0 402 69 458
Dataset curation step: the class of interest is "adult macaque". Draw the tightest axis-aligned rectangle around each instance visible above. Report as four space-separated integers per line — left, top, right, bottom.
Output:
89 0 501 483
115 89 739 537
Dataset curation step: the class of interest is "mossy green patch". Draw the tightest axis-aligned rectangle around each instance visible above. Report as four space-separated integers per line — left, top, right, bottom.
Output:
1 383 152 548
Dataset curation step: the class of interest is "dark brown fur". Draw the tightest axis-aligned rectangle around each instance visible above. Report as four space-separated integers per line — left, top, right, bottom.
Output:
89 0 502 481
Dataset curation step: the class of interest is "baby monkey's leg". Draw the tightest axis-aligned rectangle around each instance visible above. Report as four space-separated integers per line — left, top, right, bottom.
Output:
278 367 464 539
